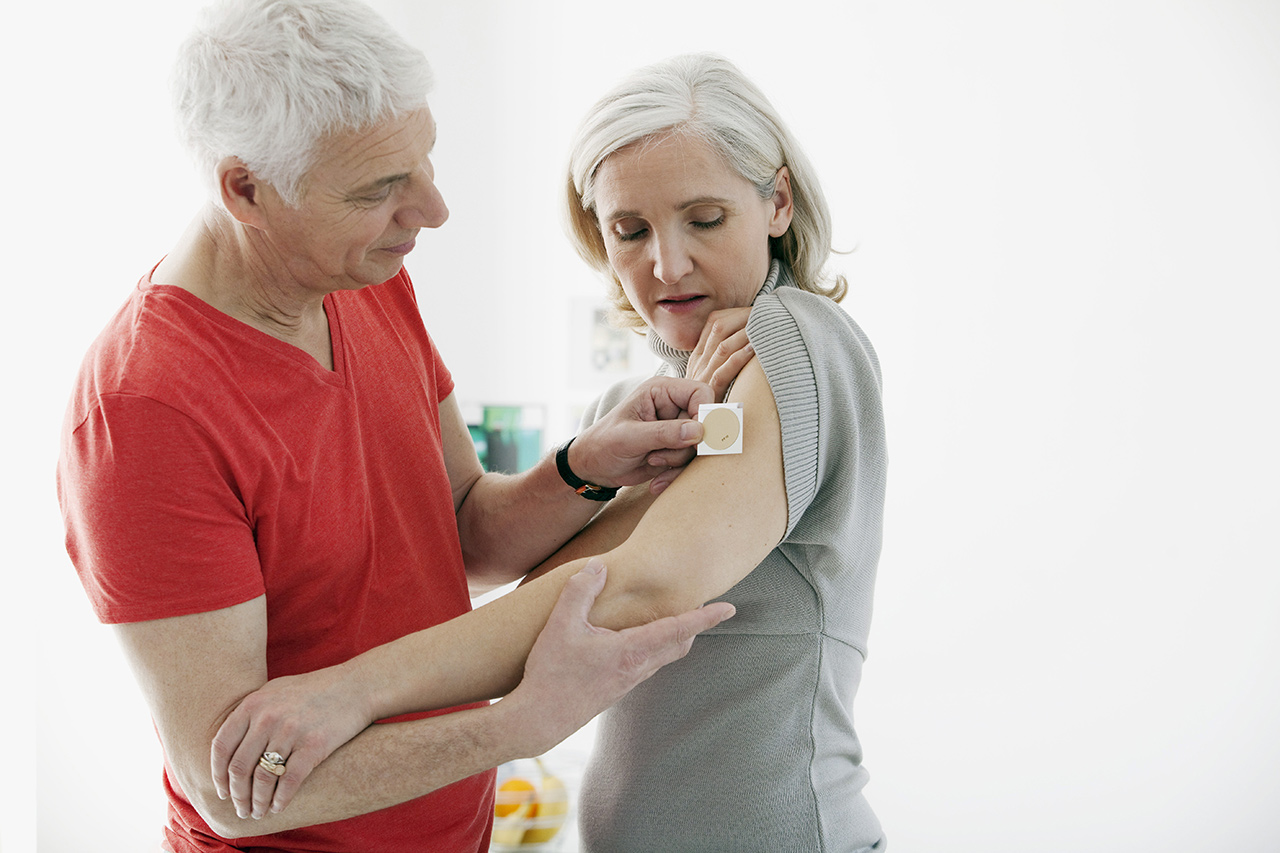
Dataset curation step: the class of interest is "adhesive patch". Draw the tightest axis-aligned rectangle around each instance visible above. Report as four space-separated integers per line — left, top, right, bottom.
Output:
697 403 743 455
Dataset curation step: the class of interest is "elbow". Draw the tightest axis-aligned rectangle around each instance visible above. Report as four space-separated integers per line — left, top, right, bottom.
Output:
182 778 241 839
588 575 706 631
176 764 267 839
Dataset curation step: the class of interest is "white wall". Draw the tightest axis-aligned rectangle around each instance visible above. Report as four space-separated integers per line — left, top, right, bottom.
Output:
5 0 1278 850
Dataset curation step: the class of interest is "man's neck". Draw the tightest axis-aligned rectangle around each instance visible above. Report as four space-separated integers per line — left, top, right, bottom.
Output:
154 206 335 370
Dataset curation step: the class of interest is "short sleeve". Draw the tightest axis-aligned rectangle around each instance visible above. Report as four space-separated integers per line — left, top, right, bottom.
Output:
59 393 265 624
746 293 822 539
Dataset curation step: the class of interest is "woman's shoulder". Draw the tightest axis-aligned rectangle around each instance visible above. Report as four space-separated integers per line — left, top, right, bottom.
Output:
748 286 882 390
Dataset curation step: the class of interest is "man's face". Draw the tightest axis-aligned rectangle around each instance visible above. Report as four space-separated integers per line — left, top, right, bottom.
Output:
260 106 448 291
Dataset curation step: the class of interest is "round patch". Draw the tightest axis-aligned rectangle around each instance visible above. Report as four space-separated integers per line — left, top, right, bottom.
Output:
702 407 741 451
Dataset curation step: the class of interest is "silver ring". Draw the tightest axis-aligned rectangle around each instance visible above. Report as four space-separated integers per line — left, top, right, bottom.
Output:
259 751 287 777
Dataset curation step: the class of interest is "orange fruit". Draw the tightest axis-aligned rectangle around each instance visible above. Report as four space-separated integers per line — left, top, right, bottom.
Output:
494 777 536 818
522 771 568 844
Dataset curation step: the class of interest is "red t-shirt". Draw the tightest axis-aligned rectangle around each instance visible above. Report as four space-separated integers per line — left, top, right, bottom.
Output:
58 267 494 852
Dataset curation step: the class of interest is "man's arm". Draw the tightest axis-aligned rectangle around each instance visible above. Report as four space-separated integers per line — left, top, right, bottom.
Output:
215 357 786 816
442 380 713 593
117 565 731 835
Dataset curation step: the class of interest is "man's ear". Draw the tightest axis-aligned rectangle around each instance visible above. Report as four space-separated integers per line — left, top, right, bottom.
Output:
768 166 794 238
216 157 268 227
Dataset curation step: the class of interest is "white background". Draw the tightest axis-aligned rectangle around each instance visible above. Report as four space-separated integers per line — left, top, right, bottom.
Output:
4 1 1279 851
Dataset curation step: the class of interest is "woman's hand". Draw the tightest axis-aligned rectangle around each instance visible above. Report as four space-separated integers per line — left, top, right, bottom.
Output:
685 307 754 403
210 664 377 820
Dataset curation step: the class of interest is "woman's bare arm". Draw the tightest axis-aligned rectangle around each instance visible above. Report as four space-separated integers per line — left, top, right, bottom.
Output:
216 356 785 816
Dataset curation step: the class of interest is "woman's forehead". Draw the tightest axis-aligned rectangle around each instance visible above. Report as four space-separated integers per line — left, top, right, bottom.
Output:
594 133 746 215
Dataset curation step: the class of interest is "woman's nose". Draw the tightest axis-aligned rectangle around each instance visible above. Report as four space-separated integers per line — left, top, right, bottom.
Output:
653 233 693 285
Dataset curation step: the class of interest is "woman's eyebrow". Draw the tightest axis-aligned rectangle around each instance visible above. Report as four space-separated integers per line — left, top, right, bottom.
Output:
604 196 734 222
678 196 734 210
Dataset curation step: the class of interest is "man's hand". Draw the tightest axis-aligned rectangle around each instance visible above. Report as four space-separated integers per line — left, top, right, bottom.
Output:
496 558 736 756
211 663 377 820
569 377 714 494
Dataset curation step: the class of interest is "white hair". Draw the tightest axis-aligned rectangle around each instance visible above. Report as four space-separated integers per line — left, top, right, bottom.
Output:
172 0 433 206
565 53 845 328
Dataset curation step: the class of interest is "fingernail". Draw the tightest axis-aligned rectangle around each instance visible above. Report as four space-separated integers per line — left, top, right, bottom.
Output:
584 557 605 574
680 422 701 441
236 808 247 820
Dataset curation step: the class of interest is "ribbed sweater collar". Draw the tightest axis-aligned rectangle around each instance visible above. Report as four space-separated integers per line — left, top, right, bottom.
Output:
648 258 787 376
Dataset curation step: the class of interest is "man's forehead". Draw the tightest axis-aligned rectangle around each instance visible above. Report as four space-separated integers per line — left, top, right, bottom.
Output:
322 108 436 181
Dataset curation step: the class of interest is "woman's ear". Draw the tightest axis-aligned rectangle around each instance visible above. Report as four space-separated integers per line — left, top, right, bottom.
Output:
216 157 268 227
768 166 794 238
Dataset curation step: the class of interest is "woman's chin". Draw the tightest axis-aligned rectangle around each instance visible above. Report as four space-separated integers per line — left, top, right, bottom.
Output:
649 318 705 352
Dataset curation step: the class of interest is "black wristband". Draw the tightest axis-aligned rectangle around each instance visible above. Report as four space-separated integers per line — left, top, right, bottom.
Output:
555 438 619 501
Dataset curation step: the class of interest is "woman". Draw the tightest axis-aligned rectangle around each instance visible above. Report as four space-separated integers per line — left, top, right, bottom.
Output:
215 53 887 853
556 53 888 852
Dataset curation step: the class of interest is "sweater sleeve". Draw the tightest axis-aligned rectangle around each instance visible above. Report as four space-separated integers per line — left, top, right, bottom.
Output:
747 287 884 543
745 291 822 540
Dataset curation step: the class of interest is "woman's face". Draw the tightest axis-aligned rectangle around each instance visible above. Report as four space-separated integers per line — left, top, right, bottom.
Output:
592 132 793 351
259 106 449 291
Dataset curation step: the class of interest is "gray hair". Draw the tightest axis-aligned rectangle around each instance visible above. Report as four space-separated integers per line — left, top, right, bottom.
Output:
172 0 433 206
565 53 846 329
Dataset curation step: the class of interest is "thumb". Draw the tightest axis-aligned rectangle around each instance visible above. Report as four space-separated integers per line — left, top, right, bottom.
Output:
555 557 608 622
640 418 704 452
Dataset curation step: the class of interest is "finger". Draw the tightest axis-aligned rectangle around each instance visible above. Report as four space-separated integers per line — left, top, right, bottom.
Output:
227 731 274 819
642 378 714 421
663 602 737 646
700 331 751 379
621 602 737 672
211 711 251 801
710 343 756 400
695 309 751 359
552 558 609 624
269 748 322 814
250 753 286 820
703 327 750 366
645 443 696 472
657 418 705 450
648 467 681 495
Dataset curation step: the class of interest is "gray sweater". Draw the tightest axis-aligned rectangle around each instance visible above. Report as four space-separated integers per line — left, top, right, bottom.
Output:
576 261 888 852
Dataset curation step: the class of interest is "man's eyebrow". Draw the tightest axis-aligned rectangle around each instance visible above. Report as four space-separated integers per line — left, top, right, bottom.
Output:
351 119 438 195
352 173 410 195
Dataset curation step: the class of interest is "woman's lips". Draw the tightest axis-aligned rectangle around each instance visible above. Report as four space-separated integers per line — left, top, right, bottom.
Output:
658 295 707 314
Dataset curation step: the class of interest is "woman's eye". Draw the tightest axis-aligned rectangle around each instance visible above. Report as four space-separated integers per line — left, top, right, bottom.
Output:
692 215 725 230
614 225 648 242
